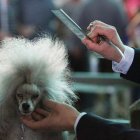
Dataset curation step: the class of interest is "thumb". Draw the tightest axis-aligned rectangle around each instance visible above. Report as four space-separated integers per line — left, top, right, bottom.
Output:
43 99 60 111
82 37 99 51
21 117 47 129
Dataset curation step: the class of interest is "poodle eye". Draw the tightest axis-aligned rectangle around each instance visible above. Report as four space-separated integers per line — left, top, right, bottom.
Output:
17 94 23 98
32 94 39 99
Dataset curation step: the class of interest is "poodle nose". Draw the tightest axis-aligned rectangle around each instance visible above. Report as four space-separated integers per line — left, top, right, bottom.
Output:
22 103 30 110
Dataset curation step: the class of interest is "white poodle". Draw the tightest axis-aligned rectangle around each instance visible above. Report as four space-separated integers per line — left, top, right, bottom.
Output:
0 36 77 140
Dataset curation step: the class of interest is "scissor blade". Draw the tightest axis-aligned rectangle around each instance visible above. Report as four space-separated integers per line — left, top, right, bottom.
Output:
52 9 86 40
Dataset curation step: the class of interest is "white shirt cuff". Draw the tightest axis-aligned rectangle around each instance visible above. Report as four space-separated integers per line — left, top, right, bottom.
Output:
74 112 87 133
112 46 134 74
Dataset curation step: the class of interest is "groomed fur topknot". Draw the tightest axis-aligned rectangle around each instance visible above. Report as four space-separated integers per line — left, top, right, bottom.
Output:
0 36 77 105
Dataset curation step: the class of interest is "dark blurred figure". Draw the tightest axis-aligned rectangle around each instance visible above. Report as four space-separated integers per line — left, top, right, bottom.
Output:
123 0 140 20
16 0 55 39
127 10 140 103
122 0 140 103
78 0 128 72
0 0 17 41
62 0 90 72
127 10 140 48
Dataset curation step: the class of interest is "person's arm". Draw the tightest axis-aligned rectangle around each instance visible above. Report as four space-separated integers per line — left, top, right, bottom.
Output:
120 49 140 83
76 113 140 140
82 20 140 84
21 100 140 140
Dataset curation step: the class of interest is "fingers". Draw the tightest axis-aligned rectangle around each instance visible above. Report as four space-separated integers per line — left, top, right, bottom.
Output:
32 111 46 121
35 108 49 116
88 25 116 42
21 115 37 128
87 20 116 42
21 117 47 129
21 108 51 129
21 109 50 129
43 99 60 111
87 20 107 30
82 37 99 51
22 115 34 121
21 100 62 130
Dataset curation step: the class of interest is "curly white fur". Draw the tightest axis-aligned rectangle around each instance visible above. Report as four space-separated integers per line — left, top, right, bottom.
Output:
0 36 77 140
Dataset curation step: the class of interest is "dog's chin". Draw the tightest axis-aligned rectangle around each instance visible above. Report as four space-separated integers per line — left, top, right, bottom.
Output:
20 111 33 116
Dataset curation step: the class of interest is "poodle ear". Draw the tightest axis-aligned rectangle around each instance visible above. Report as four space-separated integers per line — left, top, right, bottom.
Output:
0 95 18 119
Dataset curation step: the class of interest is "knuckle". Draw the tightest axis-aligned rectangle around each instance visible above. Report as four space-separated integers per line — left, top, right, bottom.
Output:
93 25 100 31
88 32 93 37
89 21 94 25
109 27 116 34
90 21 96 27
93 20 99 25
111 26 117 32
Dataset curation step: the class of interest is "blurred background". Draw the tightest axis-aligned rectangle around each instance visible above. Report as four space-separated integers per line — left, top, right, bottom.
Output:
0 0 140 120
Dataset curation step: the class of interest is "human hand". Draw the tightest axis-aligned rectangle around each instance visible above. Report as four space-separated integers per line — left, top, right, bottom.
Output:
82 20 125 63
21 100 80 132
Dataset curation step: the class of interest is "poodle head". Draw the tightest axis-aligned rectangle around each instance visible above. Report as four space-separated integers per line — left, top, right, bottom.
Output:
0 36 77 117
16 84 43 115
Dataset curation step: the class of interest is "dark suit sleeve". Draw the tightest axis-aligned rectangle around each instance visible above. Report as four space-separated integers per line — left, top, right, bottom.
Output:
76 114 140 140
121 49 140 83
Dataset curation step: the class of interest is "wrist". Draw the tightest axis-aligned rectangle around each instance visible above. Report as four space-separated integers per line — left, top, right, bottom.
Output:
114 51 124 63
67 111 80 131
114 44 125 63
118 43 125 54
112 46 134 74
